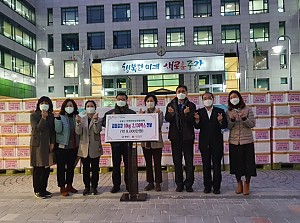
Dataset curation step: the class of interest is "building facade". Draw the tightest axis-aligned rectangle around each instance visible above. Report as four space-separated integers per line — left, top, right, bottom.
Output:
0 0 299 98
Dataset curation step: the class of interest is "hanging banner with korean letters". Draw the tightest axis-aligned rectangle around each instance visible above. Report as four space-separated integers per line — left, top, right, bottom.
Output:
102 56 224 76
105 114 159 142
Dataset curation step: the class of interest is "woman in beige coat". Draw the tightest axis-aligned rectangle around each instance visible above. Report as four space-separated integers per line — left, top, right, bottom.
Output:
140 94 164 191
76 100 103 195
226 90 256 195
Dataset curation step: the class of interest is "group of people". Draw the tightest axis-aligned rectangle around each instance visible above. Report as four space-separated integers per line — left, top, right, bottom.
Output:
30 85 256 199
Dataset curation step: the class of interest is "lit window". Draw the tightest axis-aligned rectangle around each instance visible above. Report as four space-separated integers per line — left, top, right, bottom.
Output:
61 7 78 25
221 0 240 16
166 1 184 19
253 51 268 70
64 60 78 78
139 29 158 48
250 23 269 42
221 25 241 44
194 26 213 45
249 0 268 14
167 28 185 47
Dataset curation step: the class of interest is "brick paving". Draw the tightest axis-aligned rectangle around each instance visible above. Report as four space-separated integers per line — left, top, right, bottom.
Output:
0 170 299 223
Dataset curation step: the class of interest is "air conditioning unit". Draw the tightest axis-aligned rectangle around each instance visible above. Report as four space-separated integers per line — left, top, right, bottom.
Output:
280 64 287 69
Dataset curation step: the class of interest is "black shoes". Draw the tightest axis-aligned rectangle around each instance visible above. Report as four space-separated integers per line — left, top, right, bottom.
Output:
110 186 120 193
144 183 155 191
34 192 46 199
175 186 184 192
186 187 194 192
83 188 90 196
91 188 98 195
203 188 211 193
43 191 53 197
213 190 220 194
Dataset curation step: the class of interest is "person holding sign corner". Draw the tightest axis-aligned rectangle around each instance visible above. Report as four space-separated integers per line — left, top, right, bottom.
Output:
139 94 164 192
165 85 196 192
194 92 228 194
76 100 103 196
102 92 136 193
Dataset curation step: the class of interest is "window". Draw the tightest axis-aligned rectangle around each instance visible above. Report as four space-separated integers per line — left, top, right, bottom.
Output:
47 8 53 26
253 50 268 70
64 60 78 77
250 23 269 42
139 29 158 48
197 74 225 93
62 33 79 51
278 0 284 12
102 77 131 97
167 28 185 46
193 0 212 18
166 1 184 19
48 34 53 52
61 7 78 25
112 4 130 22
49 64 54 78
148 74 179 92
221 0 240 16
279 21 285 40
113 31 131 49
64 86 78 97
87 32 105 50
48 86 54 93
249 0 268 14
281 77 287 84
139 2 157 20
194 26 213 45
254 78 269 90
87 5 104 23
280 49 287 69
221 25 240 44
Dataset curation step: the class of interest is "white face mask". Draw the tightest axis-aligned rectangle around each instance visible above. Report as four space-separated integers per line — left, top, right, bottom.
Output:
116 100 126 107
86 107 95 114
230 98 240 105
177 93 186 100
203 99 213 107
146 102 155 109
65 107 74 114
39 104 49 111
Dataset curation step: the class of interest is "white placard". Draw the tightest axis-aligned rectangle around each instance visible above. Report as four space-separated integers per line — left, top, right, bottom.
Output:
105 114 159 142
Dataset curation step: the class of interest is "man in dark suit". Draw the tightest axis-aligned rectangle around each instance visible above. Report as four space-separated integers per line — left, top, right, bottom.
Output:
165 85 196 192
102 92 136 193
194 92 228 194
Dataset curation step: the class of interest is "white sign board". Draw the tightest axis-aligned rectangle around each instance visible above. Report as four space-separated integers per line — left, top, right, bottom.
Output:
102 56 224 76
105 114 159 142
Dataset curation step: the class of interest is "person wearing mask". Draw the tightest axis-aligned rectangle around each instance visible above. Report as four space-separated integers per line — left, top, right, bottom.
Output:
102 92 136 193
30 96 55 199
139 94 164 192
194 92 228 194
76 100 103 195
54 99 79 196
165 85 196 192
226 90 256 195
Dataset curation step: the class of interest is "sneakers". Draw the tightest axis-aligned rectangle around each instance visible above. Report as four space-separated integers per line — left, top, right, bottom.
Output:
34 192 46 199
83 188 90 196
144 183 154 191
43 191 53 197
66 185 78 193
110 186 120 193
91 188 98 195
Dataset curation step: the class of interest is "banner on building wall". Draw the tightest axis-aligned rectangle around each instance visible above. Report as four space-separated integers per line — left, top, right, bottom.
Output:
104 113 159 142
102 56 224 76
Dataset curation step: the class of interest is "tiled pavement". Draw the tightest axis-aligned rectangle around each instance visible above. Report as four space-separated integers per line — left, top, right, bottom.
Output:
0 170 299 223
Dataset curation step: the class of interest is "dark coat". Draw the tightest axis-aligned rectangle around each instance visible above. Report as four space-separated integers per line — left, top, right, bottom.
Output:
102 104 136 147
30 111 55 166
165 97 196 141
194 106 228 153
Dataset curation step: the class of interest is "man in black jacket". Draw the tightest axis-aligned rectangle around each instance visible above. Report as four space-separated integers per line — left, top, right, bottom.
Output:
165 85 196 192
102 92 136 193
194 92 228 194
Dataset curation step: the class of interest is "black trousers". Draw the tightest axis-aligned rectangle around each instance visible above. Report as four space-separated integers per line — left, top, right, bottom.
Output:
201 144 223 191
111 142 131 188
33 166 50 193
81 156 100 189
55 148 77 187
171 139 194 188
142 147 162 184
